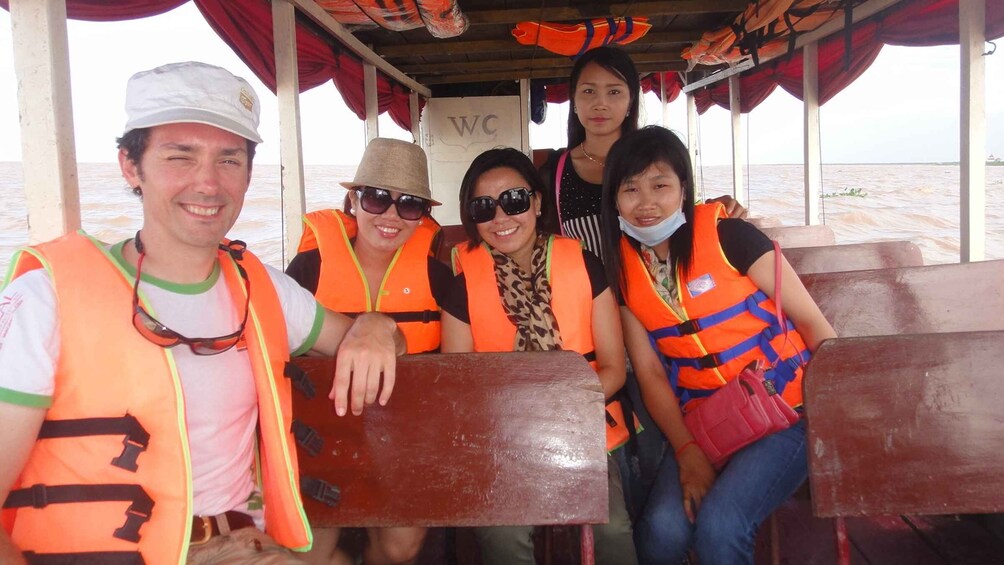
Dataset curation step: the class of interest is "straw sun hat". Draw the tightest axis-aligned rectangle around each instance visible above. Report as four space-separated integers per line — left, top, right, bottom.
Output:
340 138 441 205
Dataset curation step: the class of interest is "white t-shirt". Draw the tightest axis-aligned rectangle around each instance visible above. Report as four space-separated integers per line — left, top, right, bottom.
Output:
0 242 324 522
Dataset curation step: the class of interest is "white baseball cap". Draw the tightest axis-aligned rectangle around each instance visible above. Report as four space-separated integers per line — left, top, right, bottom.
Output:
123 61 263 143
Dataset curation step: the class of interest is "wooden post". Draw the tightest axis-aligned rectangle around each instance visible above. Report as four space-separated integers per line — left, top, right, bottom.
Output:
660 72 669 127
410 91 421 145
960 0 986 263
686 93 700 197
272 0 306 267
10 0 80 242
519 78 530 154
803 42 822 226
364 61 379 143
729 75 745 206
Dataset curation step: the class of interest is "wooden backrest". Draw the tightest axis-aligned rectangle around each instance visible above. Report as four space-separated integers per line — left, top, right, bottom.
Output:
804 331 1004 517
784 240 923 275
434 224 468 266
291 351 608 528
761 224 836 247
800 259 1004 337
747 216 782 229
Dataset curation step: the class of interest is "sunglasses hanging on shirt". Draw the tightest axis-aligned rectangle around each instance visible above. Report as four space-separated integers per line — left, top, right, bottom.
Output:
468 187 535 224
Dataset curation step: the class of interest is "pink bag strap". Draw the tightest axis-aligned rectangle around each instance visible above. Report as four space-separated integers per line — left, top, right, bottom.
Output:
554 150 568 236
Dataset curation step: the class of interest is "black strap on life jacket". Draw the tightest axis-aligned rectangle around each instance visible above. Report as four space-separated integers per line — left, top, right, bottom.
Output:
583 350 597 363
3 484 154 543
341 310 441 324
285 361 316 399
300 477 340 507
23 551 145 565
291 420 324 457
37 415 150 472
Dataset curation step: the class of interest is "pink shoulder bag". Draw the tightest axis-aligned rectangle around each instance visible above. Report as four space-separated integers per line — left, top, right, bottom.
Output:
681 241 801 467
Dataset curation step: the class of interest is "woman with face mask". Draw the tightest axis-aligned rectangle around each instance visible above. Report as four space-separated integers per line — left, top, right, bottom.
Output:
599 126 836 565
441 148 638 565
287 138 452 565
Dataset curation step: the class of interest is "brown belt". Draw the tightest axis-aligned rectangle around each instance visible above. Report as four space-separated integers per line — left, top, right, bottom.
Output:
190 510 256 545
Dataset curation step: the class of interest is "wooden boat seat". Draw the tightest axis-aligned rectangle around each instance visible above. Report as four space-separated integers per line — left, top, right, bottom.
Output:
784 240 923 275
800 259 1004 337
290 351 607 560
433 224 467 265
803 331 1004 564
761 224 836 247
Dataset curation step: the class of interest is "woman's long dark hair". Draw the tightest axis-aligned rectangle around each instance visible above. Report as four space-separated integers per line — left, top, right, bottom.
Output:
566 46 641 150
458 147 547 250
600 126 697 303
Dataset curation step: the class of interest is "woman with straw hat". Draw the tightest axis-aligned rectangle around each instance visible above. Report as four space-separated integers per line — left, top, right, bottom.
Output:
288 138 452 565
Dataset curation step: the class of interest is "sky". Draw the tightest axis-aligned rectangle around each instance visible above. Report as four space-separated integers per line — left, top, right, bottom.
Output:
0 2 1001 166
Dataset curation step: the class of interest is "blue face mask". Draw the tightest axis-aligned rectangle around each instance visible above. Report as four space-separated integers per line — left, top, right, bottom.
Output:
618 207 687 247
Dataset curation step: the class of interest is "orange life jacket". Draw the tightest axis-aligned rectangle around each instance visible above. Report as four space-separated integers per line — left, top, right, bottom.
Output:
620 204 810 411
513 17 652 58
451 235 635 452
2 232 311 562
298 209 441 354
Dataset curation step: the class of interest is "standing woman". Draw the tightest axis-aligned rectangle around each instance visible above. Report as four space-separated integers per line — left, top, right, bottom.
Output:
287 138 452 565
540 46 745 257
441 148 638 565
600 126 836 564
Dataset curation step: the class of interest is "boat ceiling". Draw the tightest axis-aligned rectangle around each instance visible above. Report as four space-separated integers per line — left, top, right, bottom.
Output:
346 1 749 86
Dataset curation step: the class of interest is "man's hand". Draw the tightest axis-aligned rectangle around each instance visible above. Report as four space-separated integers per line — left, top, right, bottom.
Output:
328 313 404 416
676 442 717 523
706 195 748 219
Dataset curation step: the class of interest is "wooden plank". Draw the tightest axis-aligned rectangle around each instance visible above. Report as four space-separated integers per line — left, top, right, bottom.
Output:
292 352 608 528
803 42 822 226
376 31 702 59
464 1 747 25
800 260 1004 336
960 0 987 262
401 52 683 75
805 331 1004 517
729 75 744 205
783 240 923 275
842 515 944 565
273 0 306 268
419 62 688 85
904 514 1004 564
761 224 835 247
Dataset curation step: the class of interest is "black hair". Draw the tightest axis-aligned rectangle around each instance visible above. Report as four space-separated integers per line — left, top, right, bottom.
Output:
458 147 547 250
600 126 696 303
566 46 641 150
116 127 258 197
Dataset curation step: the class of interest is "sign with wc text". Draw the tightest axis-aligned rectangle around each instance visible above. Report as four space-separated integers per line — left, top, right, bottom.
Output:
423 96 528 225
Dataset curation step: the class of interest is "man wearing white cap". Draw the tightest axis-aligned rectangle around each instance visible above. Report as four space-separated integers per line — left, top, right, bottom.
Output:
0 62 402 564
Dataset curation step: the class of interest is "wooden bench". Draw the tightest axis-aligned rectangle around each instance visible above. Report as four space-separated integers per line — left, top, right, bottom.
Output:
290 351 607 563
804 331 1004 564
784 240 923 275
761 224 836 247
800 259 1004 337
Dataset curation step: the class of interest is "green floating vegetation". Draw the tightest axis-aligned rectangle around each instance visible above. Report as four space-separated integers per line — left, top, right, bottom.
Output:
823 187 868 198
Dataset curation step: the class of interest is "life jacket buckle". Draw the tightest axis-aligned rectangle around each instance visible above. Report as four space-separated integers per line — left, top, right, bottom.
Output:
422 310 434 324
114 505 153 544
678 319 700 335
697 352 721 369
29 483 48 509
112 438 147 473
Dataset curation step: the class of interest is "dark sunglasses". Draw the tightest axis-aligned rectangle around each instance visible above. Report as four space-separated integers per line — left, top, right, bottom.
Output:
357 187 429 221
131 232 250 356
468 187 535 224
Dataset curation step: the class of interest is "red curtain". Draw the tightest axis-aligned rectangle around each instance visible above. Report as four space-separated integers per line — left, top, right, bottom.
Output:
0 0 421 131
543 71 683 105
0 0 186 21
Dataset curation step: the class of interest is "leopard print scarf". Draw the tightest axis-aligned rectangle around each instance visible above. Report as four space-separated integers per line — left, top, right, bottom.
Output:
490 234 563 352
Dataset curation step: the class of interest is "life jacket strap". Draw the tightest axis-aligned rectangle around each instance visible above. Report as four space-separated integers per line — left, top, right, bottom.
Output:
23 551 145 565
300 476 340 507
4 484 153 543
291 419 324 457
285 361 316 399
650 290 774 339
582 350 597 363
37 415 150 472
341 310 441 324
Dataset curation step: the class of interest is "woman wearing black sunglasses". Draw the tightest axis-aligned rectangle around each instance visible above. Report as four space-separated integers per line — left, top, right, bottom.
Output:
287 138 453 565
440 148 637 565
